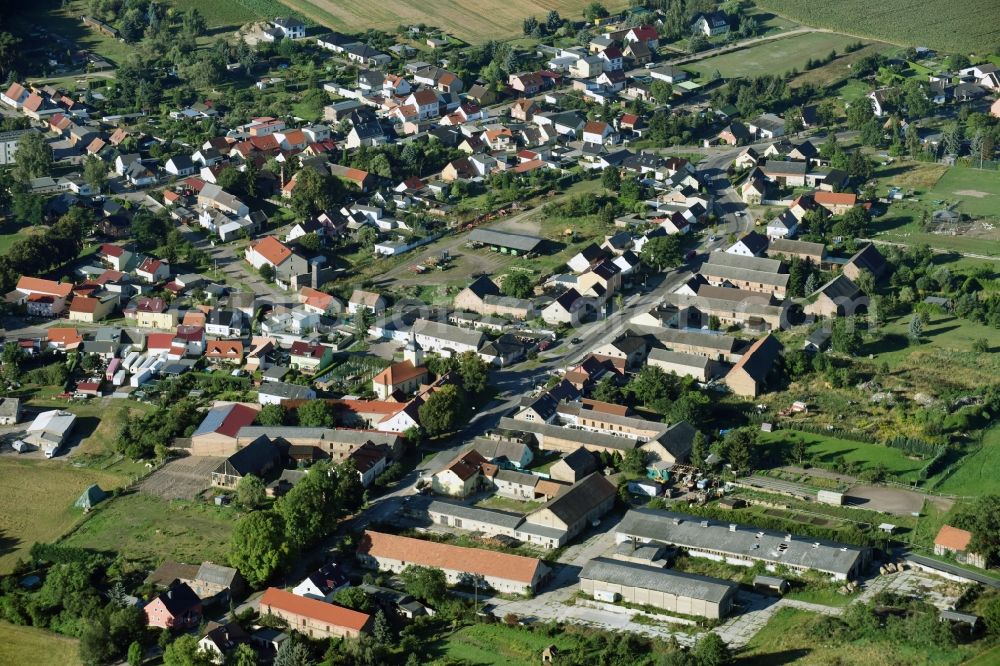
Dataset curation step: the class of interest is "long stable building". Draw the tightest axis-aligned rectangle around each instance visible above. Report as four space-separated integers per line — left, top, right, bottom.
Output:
357 531 550 595
615 509 869 581
579 557 737 619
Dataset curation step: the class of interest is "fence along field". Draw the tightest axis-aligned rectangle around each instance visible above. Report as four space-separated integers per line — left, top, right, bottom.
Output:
278 0 631 42
756 0 1000 53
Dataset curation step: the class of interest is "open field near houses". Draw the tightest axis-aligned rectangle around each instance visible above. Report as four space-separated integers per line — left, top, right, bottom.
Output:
0 458 126 573
756 0 1000 53
62 492 235 566
687 31 870 79
279 0 631 42
440 623 581 666
0 622 80 666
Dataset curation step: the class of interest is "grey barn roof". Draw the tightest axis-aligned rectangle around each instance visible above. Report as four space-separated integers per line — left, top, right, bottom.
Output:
498 417 639 452
704 252 783 274
580 557 737 604
616 509 865 577
426 500 524 530
469 228 543 253
699 263 790 289
647 348 713 371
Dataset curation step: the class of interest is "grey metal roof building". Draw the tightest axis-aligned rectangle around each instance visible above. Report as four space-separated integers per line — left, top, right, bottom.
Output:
704 252 784 274
615 509 868 580
469 228 543 253
579 557 737 619
498 416 639 453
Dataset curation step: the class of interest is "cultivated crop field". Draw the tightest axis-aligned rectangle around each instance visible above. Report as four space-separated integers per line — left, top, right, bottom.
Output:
756 0 1000 53
278 0 631 42
0 459 125 573
687 32 869 79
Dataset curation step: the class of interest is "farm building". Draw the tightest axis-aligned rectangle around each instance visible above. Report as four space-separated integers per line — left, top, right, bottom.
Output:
615 509 869 581
357 530 550 595
579 557 737 619
469 228 543 255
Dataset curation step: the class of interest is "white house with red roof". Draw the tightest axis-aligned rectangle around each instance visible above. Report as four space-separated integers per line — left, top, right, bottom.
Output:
245 235 293 271
1 82 29 109
98 243 133 272
625 25 659 48
136 257 169 283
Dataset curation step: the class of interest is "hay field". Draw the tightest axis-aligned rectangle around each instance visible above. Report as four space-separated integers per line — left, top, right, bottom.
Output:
279 0 631 42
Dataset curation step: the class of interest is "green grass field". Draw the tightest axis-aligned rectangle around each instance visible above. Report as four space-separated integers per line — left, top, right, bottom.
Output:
0 622 80 666
926 167 1000 219
933 426 1000 496
439 624 579 666
864 312 1000 388
0 220 42 255
687 32 868 79
758 430 927 481
62 492 235 566
755 0 1000 53
737 607 982 665
280 0 632 42
0 459 126 573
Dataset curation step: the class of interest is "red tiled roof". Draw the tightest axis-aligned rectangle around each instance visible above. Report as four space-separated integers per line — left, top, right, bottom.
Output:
935 525 973 552
260 587 371 632
205 340 244 357
813 191 858 206
373 361 428 388
17 277 73 298
250 236 292 266
358 531 544 584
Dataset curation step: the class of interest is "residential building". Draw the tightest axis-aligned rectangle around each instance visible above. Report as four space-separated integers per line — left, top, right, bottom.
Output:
14 277 73 316
549 447 597 484
934 525 986 568
431 449 488 497
804 275 862 318
647 348 718 382
145 584 202 629
258 382 317 405
293 563 350 602
691 11 729 36
725 334 782 398
348 289 387 315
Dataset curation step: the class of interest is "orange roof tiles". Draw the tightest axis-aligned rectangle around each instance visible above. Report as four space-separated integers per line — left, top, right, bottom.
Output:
250 236 292 266
373 361 428 388
17 277 73 298
358 531 544 584
935 525 973 552
260 587 371 632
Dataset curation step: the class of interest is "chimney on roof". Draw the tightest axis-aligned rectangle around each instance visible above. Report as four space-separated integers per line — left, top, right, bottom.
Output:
700 520 709 527
729 524 737 532
672 518 681 525
784 534 792 542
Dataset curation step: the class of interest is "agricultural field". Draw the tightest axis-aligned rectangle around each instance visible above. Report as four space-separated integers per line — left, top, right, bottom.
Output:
0 458 126 573
62 492 235 566
0 622 80 666
755 0 1000 53
438 624 580 666
758 430 927 483
279 0 632 42
687 31 871 79
736 607 983 665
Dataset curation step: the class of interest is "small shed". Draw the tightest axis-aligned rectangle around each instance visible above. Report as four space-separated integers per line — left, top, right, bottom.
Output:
878 523 897 534
75 484 108 511
939 609 979 634
753 575 790 595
